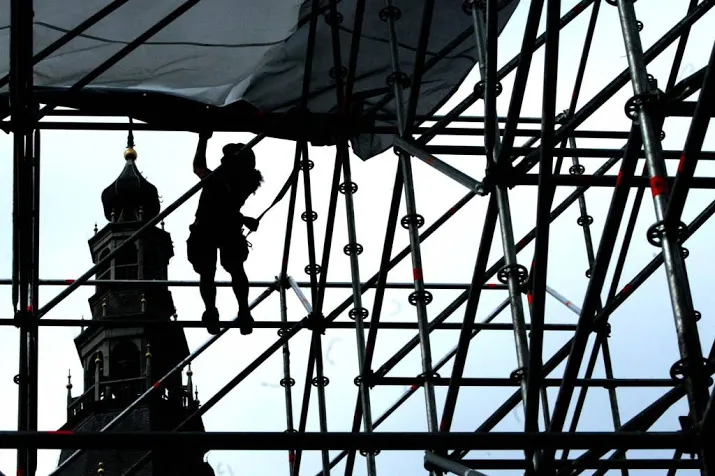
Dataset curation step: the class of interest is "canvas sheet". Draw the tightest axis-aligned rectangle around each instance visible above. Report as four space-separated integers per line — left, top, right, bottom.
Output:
0 0 520 159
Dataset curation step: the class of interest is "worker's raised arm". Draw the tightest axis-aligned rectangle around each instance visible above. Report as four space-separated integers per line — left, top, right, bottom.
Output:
193 132 213 178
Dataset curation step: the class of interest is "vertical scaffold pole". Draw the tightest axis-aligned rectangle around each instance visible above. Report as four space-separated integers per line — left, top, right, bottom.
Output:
339 141 377 475
279 144 301 475
299 142 332 476
10 0 36 474
616 0 709 419
289 0 331 472
28 127 40 476
324 0 377 471
382 0 440 436
471 0 531 414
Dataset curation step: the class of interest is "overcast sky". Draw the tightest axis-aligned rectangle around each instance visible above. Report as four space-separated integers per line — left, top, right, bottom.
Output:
1 1 714 475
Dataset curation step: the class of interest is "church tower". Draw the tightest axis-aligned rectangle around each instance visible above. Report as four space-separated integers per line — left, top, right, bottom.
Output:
55 143 214 476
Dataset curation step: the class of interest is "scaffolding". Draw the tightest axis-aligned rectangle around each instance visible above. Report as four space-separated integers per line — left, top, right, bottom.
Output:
2 0 715 475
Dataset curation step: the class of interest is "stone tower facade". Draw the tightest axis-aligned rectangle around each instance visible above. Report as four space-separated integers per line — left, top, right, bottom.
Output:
55 147 214 476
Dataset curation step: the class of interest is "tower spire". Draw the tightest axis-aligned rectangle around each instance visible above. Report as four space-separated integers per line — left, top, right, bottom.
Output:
100 120 159 223
66 370 73 404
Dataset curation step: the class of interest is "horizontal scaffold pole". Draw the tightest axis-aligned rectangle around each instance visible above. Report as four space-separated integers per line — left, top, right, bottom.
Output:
0 279 507 290
0 319 577 331
0 431 698 451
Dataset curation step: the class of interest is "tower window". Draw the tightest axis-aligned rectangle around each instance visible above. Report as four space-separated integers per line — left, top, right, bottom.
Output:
110 340 140 380
114 243 138 280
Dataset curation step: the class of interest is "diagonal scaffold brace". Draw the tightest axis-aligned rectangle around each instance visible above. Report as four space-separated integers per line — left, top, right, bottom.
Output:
393 136 488 195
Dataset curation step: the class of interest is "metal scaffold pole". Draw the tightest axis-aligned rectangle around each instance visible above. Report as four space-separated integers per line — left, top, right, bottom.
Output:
10 0 37 474
446 2 532 443
338 140 377 475
277 144 301 475
292 139 336 476
382 0 440 443
325 1 377 471
617 0 709 423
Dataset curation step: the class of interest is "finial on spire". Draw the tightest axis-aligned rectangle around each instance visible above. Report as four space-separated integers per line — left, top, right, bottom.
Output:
93 223 98 234
125 117 137 161
124 147 138 161
187 364 194 401
97 462 104 475
66 369 73 403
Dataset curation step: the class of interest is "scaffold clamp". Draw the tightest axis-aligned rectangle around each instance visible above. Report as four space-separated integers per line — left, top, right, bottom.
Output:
482 162 518 190
669 357 712 386
306 311 326 334
13 309 32 329
354 370 376 388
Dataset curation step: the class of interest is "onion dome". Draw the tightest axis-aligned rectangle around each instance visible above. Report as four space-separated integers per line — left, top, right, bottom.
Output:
101 146 160 223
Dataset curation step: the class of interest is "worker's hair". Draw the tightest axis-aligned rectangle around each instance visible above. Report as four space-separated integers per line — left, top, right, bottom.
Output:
242 168 264 195
221 142 256 169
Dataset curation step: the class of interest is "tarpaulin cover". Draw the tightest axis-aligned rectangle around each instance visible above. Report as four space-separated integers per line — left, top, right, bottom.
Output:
0 0 520 159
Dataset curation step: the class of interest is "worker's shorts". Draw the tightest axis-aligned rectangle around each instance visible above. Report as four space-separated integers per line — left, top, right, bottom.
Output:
187 224 249 275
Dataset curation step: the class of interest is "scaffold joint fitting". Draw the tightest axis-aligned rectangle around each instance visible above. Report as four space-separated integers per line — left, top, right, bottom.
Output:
646 220 687 247
474 80 503 99
13 309 32 328
306 312 326 334
379 6 401 22
624 89 664 121
462 0 486 15
592 320 612 337
354 370 377 388
482 162 518 190
669 357 712 386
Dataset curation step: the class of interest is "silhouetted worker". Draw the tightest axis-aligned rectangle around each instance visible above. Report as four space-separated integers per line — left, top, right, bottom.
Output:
187 131 263 335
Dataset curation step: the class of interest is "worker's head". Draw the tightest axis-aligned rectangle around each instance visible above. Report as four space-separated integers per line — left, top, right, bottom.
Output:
221 142 263 192
221 142 256 170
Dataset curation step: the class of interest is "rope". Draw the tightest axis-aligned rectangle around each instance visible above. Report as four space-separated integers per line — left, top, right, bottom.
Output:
244 164 300 239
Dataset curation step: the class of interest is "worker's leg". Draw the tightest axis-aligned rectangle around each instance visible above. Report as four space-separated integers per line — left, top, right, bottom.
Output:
230 265 250 316
188 225 220 334
221 233 253 335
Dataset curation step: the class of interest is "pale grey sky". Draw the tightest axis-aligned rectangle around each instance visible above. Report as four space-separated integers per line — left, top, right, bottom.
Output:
1 1 714 475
